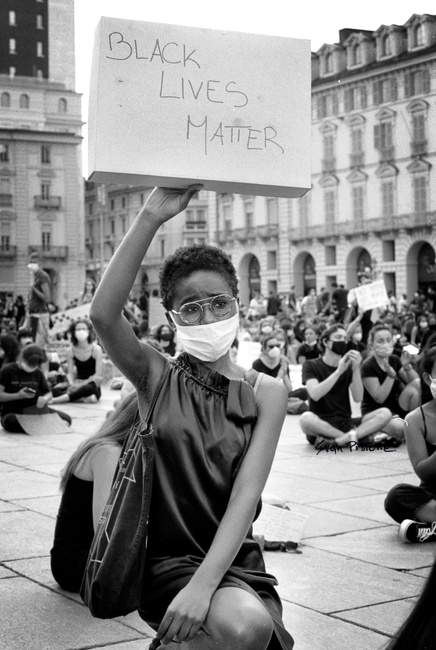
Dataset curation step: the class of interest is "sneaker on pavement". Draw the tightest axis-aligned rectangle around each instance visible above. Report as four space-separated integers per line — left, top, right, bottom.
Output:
399 519 436 543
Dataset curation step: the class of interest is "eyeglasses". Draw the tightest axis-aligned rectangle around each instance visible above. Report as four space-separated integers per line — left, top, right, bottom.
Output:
267 342 283 349
171 294 236 325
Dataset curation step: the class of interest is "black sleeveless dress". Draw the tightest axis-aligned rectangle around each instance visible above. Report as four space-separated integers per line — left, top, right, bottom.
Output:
138 353 294 649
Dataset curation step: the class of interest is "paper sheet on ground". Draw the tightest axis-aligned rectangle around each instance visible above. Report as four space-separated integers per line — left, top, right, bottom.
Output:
253 503 309 543
15 413 71 436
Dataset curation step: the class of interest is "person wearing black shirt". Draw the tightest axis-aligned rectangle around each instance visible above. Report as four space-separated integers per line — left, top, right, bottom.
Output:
361 324 420 441
300 324 391 446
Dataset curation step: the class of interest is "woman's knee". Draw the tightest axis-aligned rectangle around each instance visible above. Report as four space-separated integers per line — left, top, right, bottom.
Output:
206 589 273 650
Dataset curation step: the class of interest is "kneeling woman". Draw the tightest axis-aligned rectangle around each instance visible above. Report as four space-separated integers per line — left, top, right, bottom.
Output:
360 324 420 442
51 319 103 404
90 186 294 649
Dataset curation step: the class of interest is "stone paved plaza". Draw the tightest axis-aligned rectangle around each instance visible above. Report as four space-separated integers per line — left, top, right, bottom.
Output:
0 384 434 650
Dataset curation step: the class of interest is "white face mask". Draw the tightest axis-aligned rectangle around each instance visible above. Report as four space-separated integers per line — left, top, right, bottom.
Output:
267 346 281 359
27 263 39 272
174 312 239 363
75 330 89 342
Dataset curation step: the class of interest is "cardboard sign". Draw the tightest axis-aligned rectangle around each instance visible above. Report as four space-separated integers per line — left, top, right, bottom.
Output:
88 18 311 198
253 503 309 544
354 280 389 312
49 304 91 336
15 413 71 436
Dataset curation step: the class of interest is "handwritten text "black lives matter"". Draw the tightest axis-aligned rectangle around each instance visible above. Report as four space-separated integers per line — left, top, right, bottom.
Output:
106 32 285 156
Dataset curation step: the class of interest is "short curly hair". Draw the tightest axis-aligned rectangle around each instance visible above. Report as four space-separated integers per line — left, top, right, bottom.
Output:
159 244 239 311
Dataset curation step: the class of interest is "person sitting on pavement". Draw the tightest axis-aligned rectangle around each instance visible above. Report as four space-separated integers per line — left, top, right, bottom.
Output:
296 326 320 365
360 323 420 443
0 333 20 370
0 344 71 433
384 345 436 543
300 324 392 447
51 319 103 404
252 330 293 394
50 392 137 592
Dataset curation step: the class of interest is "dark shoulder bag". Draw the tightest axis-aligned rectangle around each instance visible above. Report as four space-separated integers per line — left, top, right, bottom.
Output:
80 365 169 619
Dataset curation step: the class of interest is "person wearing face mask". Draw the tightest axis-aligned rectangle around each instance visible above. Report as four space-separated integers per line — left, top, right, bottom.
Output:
360 324 420 442
154 323 177 357
296 327 320 365
0 344 71 433
384 345 436 543
89 186 294 650
25 251 51 350
411 315 431 350
300 324 392 447
252 331 293 393
51 319 103 404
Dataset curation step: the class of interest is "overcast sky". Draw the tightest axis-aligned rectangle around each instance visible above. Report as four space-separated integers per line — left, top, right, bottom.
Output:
74 0 433 175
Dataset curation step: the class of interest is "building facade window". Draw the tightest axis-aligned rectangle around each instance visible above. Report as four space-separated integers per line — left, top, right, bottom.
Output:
316 93 339 119
266 198 278 224
381 34 392 57
324 189 336 223
9 11 16 26
299 193 310 227
352 185 365 221
36 42 44 58
373 78 398 105
36 14 43 29
413 24 424 48
58 98 67 113
122 197 126 208
1 223 11 251
223 203 232 232
1 93 11 108
344 85 368 112
110 199 115 210
267 251 277 270
350 43 362 66
41 225 51 251
324 52 333 74
110 219 115 235
160 239 165 258
374 121 393 153
41 182 50 199
19 94 30 109
405 69 431 98
381 180 395 218
9 39 16 54
0 145 9 162
244 200 254 229
9 67 16 78
413 176 427 214
41 145 51 164
412 111 426 143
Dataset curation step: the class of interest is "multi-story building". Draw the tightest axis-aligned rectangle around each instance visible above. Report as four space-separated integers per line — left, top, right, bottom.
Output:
213 13 436 305
84 183 209 304
0 0 84 308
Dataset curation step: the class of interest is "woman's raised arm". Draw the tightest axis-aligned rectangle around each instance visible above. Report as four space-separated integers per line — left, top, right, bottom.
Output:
90 186 201 385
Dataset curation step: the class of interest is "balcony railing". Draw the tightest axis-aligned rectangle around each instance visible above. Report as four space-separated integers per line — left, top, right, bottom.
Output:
27 245 68 260
185 220 207 230
215 230 233 244
411 140 428 156
0 193 13 207
0 245 17 258
322 157 336 173
378 147 395 163
233 227 256 241
349 152 365 167
256 224 278 239
34 196 62 209
288 210 435 241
